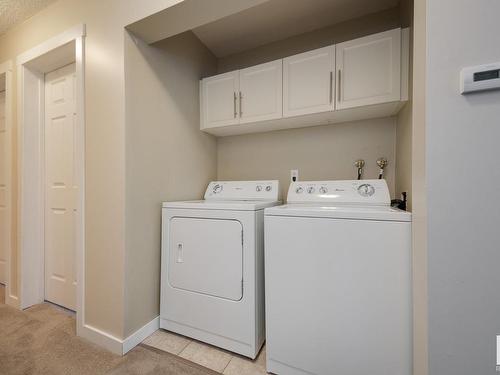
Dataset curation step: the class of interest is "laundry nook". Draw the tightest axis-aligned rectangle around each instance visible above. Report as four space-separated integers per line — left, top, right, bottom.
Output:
0 1 499 375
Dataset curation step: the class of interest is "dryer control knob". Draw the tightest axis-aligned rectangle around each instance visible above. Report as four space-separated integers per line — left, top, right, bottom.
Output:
296 186 304 194
319 186 328 194
307 186 315 194
256 185 262 192
213 184 223 194
265 185 272 192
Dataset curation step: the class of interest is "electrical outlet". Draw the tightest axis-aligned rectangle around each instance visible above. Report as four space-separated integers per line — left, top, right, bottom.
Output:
290 169 299 183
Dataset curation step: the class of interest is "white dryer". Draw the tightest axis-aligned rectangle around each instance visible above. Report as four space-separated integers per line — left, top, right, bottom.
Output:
160 180 280 358
264 179 411 375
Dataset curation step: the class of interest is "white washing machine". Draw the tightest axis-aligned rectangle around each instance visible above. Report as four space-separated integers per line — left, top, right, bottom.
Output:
264 179 411 375
160 180 280 358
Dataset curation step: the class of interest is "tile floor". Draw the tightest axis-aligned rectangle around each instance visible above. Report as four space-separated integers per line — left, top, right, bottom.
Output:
142 330 267 374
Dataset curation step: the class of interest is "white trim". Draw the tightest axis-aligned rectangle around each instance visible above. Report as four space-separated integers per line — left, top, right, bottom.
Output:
16 24 86 66
17 56 45 309
78 317 160 356
0 60 15 307
122 316 160 355
497 335 500 366
79 324 123 355
16 24 86 335
74 34 86 339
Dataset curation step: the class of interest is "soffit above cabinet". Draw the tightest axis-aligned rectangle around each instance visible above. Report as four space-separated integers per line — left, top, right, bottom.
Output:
192 0 399 58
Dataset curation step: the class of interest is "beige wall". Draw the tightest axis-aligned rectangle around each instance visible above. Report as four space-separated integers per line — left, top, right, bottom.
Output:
217 118 397 199
396 103 412 208
411 0 427 374
0 0 183 339
395 0 413 210
123 31 217 336
217 7 401 74
216 8 405 199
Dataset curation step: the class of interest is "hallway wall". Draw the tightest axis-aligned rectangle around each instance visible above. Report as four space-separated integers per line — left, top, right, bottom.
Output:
0 0 183 339
426 0 500 374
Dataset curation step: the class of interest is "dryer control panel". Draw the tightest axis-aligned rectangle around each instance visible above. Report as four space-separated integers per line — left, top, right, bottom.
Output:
287 179 390 205
205 180 279 201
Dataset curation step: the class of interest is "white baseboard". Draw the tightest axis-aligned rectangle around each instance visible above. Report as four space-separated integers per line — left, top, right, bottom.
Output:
122 316 160 354
6 293 19 309
78 316 160 356
79 323 123 355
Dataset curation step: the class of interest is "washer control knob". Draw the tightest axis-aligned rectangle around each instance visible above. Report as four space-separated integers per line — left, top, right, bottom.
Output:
265 185 272 192
307 186 315 194
213 184 223 194
357 183 375 197
295 186 304 194
319 186 328 194
256 185 262 192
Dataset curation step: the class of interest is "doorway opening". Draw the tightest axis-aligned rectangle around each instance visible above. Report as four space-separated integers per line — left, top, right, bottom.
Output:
44 62 77 311
17 25 85 332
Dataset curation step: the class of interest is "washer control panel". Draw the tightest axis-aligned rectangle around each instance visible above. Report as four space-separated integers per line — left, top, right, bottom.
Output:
287 179 390 205
205 180 279 201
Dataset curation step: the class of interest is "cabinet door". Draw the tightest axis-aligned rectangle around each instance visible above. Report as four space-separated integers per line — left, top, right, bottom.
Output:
239 60 282 124
283 46 335 117
201 71 239 129
336 28 401 110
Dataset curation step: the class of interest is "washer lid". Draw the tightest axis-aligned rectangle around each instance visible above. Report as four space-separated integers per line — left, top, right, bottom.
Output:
265 204 411 222
163 199 281 211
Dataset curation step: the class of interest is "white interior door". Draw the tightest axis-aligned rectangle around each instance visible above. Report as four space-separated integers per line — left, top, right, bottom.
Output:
336 28 401 109
201 71 240 129
283 45 335 117
168 217 243 301
44 63 77 311
0 90 7 284
239 60 282 124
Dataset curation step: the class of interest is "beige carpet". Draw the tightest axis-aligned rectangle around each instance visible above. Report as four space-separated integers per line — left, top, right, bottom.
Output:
0 286 217 375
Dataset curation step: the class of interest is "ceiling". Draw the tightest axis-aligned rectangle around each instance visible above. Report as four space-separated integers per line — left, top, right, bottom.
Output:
192 0 399 57
0 0 57 35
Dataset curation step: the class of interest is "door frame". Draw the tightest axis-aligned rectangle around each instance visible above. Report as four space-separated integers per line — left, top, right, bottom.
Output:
16 25 85 329
0 60 15 307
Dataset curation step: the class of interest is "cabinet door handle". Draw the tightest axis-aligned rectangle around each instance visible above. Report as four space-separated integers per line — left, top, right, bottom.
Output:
239 91 243 117
233 92 237 118
329 71 333 104
338 70 342 102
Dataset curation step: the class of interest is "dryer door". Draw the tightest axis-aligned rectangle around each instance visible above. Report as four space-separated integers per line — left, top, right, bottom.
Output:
168 217 243 301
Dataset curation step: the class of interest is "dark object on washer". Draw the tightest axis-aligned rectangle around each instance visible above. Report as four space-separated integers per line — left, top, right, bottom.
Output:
391 192 408 211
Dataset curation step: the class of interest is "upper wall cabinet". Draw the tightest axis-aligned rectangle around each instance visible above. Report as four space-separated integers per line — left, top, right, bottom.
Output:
283 45 335 117
201 71 239 129
239 60 282 124
200 28 409 137
201 60 282 130
336 28 401 110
